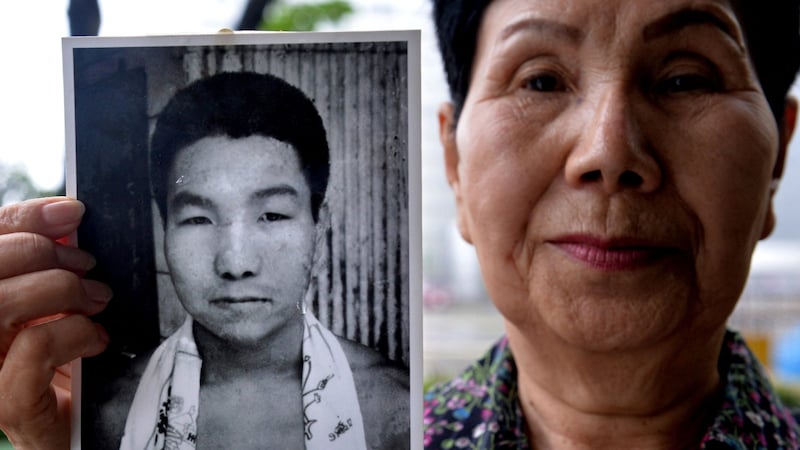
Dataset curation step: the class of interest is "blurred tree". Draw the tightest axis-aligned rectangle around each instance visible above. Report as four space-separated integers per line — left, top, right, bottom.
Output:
0 431 10 449
67 0 352 34
259 0 353 31
0 164 64 205
0 164 41 205
68 0 100 36
237 0 276 29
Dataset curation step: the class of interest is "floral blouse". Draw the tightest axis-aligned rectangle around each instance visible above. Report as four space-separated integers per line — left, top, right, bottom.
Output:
424 331 800 449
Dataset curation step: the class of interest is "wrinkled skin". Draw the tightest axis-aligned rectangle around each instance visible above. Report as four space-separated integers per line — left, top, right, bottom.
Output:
0 197 110 449
440 0 797 447
443 0 792 352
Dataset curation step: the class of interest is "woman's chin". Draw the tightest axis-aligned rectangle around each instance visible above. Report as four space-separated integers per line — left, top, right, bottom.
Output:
548 313 682 354
504 290 692 354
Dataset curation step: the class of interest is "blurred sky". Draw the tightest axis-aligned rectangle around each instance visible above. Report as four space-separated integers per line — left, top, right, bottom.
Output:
0 0 245 191
0 0 441 186
0 0 798 245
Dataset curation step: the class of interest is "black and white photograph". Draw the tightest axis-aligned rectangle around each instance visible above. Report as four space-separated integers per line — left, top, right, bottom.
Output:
63 31 420 450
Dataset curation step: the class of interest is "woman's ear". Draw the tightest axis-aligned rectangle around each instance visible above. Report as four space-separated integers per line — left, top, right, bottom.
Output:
439 102 472 244
761 97 798 239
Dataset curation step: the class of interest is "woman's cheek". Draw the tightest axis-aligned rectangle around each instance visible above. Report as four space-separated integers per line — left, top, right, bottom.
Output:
459 135 564 311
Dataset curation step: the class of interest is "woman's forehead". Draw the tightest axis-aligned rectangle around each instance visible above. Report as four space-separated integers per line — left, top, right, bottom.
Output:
478 0 741 40
470 0 748 76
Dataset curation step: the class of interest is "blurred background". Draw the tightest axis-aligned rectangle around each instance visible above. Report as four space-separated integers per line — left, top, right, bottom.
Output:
0 3 798 445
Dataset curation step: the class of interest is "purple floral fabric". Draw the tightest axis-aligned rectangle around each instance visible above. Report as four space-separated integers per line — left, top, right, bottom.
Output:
424 331 800 449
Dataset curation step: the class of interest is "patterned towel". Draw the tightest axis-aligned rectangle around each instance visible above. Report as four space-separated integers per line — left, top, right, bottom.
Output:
119 312 366 449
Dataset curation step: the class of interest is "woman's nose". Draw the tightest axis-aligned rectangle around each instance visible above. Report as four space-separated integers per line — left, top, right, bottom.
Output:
214 223 262 280
564 88 662 194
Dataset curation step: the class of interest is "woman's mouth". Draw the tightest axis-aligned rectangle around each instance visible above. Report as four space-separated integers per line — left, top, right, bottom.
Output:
549 235 673 271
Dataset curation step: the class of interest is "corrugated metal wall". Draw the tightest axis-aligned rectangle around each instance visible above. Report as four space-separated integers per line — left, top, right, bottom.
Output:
152 42 410 365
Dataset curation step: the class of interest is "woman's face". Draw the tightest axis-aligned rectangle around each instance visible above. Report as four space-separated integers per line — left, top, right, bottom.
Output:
443 0 793 351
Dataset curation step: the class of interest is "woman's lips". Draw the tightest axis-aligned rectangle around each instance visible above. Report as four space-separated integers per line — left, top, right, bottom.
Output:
550 235 673 271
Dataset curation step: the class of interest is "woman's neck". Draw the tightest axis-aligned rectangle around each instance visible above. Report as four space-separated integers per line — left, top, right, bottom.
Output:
505 322 725 450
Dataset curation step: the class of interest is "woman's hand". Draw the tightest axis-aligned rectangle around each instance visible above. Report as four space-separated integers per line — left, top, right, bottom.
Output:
0 197 111 449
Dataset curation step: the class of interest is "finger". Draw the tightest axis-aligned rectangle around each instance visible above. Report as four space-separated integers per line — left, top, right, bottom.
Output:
0 316 108 447
0 232 96 279
0 269 112 353
0 197 85 239
53 363 72 392
1 316 108 400
53 364 73 430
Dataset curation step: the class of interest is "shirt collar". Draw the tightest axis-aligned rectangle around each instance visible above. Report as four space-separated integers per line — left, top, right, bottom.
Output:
700 330 800 449
424 331 800 449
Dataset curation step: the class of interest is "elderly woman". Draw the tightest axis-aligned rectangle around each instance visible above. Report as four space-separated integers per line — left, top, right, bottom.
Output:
1 1 800 449
425 0 800 448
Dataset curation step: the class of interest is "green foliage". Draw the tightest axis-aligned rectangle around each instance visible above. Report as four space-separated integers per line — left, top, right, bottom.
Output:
0 164 44 205
259 0 353 31
0 163 64 205
424 373 451 393
776 383 800 408
0 430 11 450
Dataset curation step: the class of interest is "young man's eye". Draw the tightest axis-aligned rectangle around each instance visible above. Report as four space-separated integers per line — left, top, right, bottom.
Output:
259 212 289 222
179 216 212 226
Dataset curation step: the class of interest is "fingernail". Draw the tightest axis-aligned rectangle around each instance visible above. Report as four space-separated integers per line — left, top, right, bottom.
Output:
55 245 96 271
42 200 85 226
82 280 113 304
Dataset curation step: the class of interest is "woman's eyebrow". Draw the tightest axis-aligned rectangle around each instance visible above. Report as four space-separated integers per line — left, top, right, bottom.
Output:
497 17 583 45
642 7 745 52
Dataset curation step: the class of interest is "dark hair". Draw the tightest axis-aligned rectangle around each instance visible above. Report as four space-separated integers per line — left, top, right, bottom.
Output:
433 0 800 126
731 1 800 121
150 71 330 221
432 0 491 124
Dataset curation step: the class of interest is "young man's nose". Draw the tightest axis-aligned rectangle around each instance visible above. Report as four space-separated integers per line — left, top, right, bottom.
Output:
214 223 262 280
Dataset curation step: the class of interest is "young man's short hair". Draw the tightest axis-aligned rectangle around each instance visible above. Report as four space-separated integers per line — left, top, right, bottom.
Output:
150 71 330 221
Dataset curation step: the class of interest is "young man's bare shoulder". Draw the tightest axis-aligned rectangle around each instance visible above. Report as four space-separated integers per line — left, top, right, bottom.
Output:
336 337 410 449
90 348 154 448
337 336 408 390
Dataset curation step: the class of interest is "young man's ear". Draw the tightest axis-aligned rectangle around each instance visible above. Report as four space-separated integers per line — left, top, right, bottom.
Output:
761 96 797 239
439 102 472 244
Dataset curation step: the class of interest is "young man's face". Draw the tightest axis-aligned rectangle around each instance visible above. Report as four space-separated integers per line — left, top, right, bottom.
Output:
164 135 316 347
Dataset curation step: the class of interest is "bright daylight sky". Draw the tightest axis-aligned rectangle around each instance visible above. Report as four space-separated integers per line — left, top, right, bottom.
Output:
0 0 798 242
0 0 437 189
0 0 244 191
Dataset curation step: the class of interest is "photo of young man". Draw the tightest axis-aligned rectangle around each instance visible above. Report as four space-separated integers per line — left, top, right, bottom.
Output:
65 35 417 450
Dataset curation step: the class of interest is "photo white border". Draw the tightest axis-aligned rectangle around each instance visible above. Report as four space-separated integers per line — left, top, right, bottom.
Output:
63 30 422 450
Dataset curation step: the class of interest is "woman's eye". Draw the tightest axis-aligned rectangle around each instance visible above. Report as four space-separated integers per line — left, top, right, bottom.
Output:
655 74 719 95
179 216 212 226
523 73 565 92
259 212 289 222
